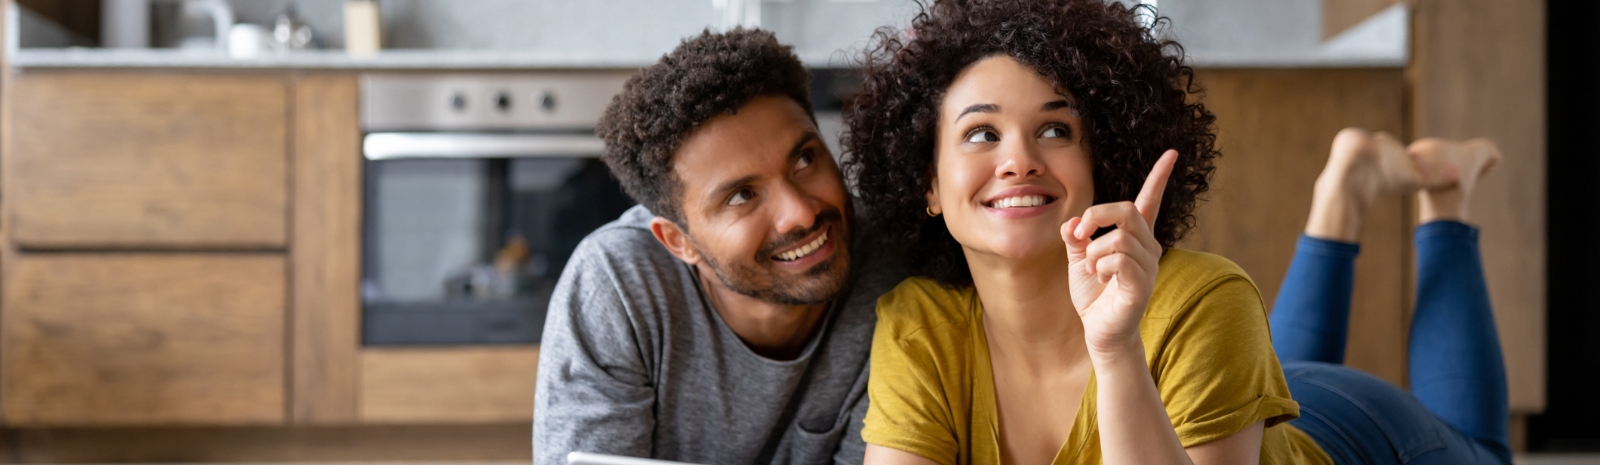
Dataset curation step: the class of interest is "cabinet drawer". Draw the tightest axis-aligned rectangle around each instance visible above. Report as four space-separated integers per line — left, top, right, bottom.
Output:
1 253 287 426
8 73 288 248
360 347 538 423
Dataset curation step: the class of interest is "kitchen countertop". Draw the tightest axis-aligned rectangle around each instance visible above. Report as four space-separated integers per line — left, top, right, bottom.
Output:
6 0 1411 71
8 48 663 70
8 47 1407 70
7 2 1410 71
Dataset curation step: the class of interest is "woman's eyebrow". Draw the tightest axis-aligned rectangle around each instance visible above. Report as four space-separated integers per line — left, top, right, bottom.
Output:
955 103 999 122
1041 100 1071 112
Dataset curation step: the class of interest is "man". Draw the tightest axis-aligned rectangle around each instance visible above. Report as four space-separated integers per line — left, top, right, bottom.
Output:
533 28 902 465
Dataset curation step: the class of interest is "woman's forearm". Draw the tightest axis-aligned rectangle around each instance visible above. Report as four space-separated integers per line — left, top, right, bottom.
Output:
1090 340 1194 465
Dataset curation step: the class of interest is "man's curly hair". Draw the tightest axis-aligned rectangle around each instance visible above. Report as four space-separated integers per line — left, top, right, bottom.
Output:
597 28 814 225
841 0 1220 287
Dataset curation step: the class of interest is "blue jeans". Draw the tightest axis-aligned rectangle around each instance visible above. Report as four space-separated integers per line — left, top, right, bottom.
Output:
1269 221 1512 465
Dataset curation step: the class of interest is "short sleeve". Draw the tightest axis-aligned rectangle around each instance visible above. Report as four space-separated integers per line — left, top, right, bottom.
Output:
860 294 961 465
1153 276 1301 447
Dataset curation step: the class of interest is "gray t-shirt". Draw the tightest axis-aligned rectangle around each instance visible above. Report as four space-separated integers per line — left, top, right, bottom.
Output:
533 205 903 465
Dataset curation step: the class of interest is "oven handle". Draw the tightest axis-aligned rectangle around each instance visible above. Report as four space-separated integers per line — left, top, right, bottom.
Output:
363 132 605 160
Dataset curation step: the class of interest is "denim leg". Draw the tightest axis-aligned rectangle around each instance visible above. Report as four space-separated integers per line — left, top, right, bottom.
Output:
1270 235 1362 364
1283 361 1510 465
1408 221 1512 461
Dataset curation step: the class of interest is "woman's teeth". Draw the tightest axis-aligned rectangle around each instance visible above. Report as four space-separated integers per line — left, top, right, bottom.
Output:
776 231 828 262
990 195 1049 209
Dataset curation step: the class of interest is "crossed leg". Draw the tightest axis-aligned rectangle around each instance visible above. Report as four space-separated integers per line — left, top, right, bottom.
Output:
1268 128 1511 464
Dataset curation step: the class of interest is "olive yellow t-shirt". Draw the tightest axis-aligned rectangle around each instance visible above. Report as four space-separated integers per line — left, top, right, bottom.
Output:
861 248 1332 465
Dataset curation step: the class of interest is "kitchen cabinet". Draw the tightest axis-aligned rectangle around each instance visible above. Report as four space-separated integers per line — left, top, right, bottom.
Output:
0 253 287 425
1412 0 1546 421
1185 68 1412 387
8 73 288 249
0 68 541 429
290 74 362 425
0 71 294 427
359 347 540 424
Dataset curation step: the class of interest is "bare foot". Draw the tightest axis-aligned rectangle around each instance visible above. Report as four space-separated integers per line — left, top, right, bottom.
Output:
1306 128 1420 242
1413 138 1502 223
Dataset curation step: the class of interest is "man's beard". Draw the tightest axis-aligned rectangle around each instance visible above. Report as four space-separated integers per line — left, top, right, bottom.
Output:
695 208 852 306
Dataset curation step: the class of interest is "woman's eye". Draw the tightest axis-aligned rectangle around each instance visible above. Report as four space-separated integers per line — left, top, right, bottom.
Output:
965 129 1000 143
796 151 814 170
728 189 754 206
1041 126 1070 139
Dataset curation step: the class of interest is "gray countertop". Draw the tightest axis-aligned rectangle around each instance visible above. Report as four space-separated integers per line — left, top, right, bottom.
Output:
9 47 1406 71
9 48 661 70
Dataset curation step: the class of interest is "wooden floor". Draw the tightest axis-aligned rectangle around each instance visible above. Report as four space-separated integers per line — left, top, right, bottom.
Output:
1517 454 1600 465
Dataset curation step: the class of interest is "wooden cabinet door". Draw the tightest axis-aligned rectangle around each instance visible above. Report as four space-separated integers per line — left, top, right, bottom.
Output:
1185 68 1412 387
1 253 287 425
7 73 288 248
359 347 539 423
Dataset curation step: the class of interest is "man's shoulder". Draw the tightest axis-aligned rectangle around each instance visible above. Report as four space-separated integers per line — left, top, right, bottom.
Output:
569 205 683 272
555 205 697 323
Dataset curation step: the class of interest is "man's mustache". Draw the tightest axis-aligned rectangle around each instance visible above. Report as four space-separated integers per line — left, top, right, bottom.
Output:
757 208 847 259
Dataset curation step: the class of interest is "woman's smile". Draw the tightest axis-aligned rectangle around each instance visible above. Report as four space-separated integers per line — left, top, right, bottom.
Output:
980 185 1061 219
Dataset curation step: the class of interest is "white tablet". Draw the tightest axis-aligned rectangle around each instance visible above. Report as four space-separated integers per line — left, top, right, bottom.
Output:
567 452 705 465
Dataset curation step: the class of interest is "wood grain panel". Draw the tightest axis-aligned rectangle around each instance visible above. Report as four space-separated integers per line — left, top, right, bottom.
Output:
360 347 539 424
7 73 288 248
1411 0 1546 414
1 253 287 425
290 74 363 424
1184 68 1411 386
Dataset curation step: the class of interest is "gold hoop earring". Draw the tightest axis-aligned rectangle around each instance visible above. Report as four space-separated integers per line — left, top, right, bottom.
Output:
926 207 939 217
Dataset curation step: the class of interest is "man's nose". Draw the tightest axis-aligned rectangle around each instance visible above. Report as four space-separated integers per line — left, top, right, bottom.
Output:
771 183 822 235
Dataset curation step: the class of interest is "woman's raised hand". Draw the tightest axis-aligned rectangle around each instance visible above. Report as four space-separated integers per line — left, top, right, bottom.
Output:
1060 150 1177 356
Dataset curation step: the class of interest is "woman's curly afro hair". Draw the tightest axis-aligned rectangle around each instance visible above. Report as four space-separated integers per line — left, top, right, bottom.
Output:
598 27 813 224
842 0 1220 287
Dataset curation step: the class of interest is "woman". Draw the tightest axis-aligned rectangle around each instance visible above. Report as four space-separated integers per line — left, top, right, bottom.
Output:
841 0 1511 464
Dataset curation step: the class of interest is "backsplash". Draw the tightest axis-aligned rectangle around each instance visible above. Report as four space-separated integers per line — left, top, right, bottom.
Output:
228 0 920 66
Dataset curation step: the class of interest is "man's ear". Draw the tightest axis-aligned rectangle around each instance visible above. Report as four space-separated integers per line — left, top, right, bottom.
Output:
924 177 942 216
650 216 703 265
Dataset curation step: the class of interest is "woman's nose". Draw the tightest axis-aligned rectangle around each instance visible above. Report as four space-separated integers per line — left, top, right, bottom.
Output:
995 139 1044 179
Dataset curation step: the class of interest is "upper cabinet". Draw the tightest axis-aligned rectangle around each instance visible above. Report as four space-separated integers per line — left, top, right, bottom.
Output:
7 73 288 249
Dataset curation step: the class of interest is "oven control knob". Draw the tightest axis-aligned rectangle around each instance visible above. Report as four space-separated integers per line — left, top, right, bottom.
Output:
495 91 512 112
450 92 468 112
539 91 557 112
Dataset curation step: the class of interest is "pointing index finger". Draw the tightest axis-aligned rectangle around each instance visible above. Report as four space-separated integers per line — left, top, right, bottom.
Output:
1134 150 1178 227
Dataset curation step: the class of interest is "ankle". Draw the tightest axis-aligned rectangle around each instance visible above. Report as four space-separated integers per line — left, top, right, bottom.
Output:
1417 188 1469 224
1306 181 1368 242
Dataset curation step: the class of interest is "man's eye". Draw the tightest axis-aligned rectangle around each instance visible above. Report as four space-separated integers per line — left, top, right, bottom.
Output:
728 189 753 206
966 129 1000 143
796 151 814 170
1041 126 1070 139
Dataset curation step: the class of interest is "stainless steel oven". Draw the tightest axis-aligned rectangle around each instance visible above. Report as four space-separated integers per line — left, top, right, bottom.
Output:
360 72 637 345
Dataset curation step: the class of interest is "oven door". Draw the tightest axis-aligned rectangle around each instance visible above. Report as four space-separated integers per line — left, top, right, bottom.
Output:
360 132 635 345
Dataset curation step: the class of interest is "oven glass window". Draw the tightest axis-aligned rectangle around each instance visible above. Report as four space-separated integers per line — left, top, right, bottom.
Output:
362 156 635 345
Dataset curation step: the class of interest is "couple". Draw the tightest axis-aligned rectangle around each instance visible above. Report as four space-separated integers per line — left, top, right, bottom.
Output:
534 1 1511 464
